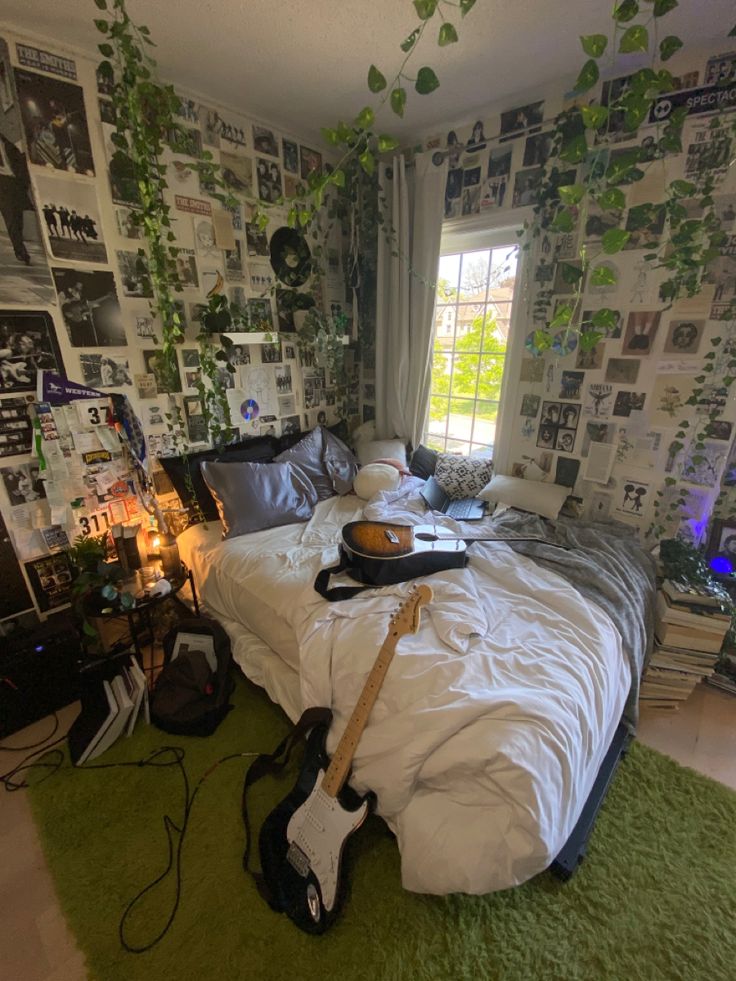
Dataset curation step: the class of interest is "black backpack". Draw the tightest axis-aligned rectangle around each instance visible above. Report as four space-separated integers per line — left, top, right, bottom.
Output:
151 618 235 736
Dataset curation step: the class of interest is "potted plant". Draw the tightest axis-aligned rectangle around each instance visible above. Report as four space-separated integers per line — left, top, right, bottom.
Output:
68 533 137 651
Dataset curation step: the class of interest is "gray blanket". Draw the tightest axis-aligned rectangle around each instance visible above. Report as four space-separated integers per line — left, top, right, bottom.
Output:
483 509 657 731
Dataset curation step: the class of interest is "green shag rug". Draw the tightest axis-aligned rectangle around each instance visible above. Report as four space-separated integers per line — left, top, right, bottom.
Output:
28 674 736 981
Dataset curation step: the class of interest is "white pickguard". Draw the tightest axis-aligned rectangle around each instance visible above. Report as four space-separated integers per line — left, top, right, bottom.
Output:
286 770 369 912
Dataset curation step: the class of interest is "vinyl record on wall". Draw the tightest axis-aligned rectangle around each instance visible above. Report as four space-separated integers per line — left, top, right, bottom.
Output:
269 227 312 287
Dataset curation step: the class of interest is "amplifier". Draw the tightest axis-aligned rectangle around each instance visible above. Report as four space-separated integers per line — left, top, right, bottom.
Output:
0 615 82 738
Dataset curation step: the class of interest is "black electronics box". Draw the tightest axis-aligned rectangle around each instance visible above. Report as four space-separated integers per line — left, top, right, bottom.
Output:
0 615 82 738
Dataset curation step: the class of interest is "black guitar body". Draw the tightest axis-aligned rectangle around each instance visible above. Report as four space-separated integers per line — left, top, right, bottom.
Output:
340 542 468 586
258 723 374 934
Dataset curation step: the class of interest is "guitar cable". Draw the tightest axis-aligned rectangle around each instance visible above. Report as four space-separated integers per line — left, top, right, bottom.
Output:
0 725 260 954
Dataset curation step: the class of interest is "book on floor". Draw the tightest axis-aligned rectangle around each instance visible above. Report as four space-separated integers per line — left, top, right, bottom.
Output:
661 578 729 609
87 674 134 760
654 620 727 654
68 679 119 767
656 591 730 628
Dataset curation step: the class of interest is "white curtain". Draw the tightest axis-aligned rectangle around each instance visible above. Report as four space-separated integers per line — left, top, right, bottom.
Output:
375 151 447 447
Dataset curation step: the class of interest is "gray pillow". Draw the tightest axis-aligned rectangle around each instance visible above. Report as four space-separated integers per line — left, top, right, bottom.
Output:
323 428 359 494
274 426 358 499
274 427 334 500
200 460 318 539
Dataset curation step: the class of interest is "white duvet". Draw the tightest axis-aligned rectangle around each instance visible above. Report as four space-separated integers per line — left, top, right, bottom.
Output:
179 479 629 895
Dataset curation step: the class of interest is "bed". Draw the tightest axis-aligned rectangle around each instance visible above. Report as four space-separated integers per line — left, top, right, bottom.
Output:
177 475 656 896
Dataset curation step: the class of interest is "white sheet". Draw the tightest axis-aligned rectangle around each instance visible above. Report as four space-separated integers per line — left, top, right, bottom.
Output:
178 481 629 896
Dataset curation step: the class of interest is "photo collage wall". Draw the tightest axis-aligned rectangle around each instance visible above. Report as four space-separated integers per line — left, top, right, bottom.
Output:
425 46 736 539
0 29 355 619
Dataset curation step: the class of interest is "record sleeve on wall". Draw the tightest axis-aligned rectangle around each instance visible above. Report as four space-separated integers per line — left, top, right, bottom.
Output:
13 67 94 176
0 309 64 392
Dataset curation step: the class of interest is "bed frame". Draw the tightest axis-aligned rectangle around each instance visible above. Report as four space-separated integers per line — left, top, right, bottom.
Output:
550 720 632 880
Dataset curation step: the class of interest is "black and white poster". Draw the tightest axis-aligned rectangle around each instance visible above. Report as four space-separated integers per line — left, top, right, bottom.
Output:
0 38 55 305
16 44 76 80
615 478 649 519
499 101 544 141
584 383 613 419
117 250 153 298
260 342 282 364
622 310 661 356
14 67 94 175
612 391 646 417
224 239 244 282
24 553 72 612
663 318 704 355
175 248 199 289
248 298 273 331
256 157 282 204
282 138 299 174
201 107 247 150
220 152 252 195
512 167 543 208
79 352 132 388
0 394 33 457
52 268 125 347
252 124 278 157
143 349 182 393
34 174 107 263
1 461 45 505
536 400 580 453
183 396 207 443
0 309 63 392
245 221 269 257
299 146 322 180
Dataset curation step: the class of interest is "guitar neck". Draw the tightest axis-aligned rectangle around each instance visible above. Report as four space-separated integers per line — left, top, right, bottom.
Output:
321 632 400 798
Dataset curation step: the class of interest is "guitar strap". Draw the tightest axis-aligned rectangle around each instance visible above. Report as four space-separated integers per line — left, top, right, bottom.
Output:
313 552 373 601
241 705 333 907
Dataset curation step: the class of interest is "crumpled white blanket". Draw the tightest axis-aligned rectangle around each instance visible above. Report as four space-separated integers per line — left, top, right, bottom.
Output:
294 478 629 895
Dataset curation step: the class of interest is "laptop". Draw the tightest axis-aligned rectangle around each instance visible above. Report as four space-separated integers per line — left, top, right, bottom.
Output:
420 475 487 521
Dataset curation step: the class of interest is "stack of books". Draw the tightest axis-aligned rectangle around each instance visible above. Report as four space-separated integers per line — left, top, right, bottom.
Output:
67 654 149 765
640 579 731 711
707 653 736 696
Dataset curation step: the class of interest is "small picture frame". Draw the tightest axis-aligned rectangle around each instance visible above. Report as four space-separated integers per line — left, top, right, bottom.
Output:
706 518 736 571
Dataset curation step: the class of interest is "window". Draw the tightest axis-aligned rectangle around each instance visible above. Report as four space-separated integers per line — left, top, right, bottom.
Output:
426 242 519 456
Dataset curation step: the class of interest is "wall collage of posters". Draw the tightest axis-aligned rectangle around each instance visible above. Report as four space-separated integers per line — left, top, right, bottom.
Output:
425 44 736 544
0 29 357 619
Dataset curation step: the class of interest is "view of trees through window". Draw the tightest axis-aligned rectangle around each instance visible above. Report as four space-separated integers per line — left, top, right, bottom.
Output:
426 244 518 455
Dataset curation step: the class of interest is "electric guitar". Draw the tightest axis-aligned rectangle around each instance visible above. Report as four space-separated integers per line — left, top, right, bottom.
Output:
258 584 433 934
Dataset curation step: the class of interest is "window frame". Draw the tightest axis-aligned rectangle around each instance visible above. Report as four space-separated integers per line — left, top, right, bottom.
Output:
430 215 528 471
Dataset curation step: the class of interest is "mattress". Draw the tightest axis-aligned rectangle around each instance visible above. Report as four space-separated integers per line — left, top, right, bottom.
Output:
176 480 641 896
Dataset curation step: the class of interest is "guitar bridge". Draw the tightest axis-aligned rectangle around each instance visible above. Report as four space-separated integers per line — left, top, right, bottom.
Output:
286 842 310 878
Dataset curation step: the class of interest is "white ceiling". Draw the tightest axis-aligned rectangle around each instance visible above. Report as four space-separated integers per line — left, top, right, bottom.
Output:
1 0 734 142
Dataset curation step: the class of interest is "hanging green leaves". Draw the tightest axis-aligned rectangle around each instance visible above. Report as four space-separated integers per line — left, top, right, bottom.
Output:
413 0 438 19
355 106 375 129
591 265 618 287
391 87 407 117
597 187 626 210
557 184 586 205
659 35 684 61
401 28 421 52
601 228 631 255
581 104 609 129
619 25 649 53
415 66 440 94
460 0 477 15
438 23 459 46
613 0 639 22
377 134 400 153
653 0 678 15
580 34 608 58
573 59 599 93
368 64 387 93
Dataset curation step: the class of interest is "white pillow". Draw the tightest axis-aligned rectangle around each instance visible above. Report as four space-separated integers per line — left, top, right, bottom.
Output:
353 463 401 500
479 474 569 520
356 439 407 467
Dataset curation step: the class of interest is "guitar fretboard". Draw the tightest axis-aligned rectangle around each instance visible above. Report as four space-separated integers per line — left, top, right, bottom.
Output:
320 632 399 798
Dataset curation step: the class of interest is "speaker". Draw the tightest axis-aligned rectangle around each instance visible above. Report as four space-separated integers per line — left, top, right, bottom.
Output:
0 615 82 738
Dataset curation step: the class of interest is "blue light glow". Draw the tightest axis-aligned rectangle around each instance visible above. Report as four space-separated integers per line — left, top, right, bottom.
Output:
709 556 733 575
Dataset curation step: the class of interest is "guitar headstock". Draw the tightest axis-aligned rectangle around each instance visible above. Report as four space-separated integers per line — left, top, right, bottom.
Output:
390 584 433 637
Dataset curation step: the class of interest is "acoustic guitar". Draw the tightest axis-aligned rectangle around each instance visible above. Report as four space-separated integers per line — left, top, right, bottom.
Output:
258 585 433 933
338 520 567 587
